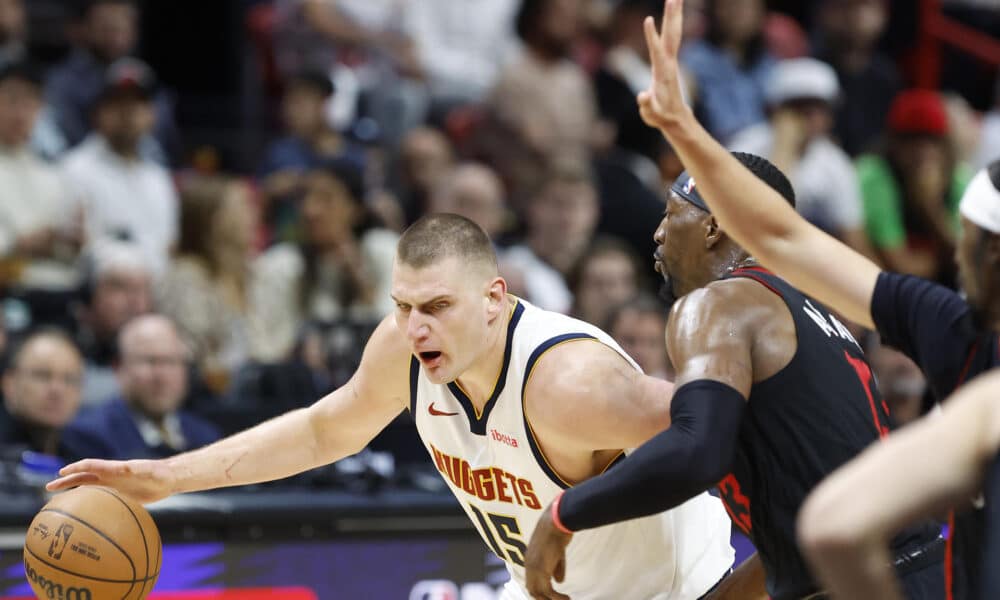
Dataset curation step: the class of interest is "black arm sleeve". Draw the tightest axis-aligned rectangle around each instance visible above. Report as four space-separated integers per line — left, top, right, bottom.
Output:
870 271 982 400
557 379 745 532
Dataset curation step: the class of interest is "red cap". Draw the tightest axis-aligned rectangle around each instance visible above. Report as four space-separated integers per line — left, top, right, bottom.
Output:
888 89 949 136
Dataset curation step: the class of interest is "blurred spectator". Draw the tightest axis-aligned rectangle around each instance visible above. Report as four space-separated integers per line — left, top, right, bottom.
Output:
0 0 25 68
45 0 178 162
857 89 972 287
248 163 397 362
259 70 366 242
273 0 424 143
157 175 259 394
974 76 1000 169
61 58 179 275
680 0 775 142
392 126 454 225
569 237 642 328
606 293 672 380
594 0 667 184
75 239 152 406
63 314 220 460
501 162 599 313
728 58 870 254
943 92 980 167
0 329 83 460
0 61 82 293
485 0 598 200
402 0 519 108
812 0 900 156
428 162 510 242
866 336 926 427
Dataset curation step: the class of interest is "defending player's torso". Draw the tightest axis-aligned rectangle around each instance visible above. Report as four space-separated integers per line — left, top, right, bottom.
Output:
722 267 939 600
410 297 733 600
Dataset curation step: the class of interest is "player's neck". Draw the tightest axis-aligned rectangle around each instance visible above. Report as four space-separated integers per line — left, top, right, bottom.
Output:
455 296 514 410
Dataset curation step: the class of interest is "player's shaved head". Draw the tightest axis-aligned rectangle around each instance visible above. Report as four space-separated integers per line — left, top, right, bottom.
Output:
397 213 498 277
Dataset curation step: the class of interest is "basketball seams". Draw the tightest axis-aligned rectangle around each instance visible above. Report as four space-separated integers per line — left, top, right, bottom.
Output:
24 544 159 584
91 487 155 599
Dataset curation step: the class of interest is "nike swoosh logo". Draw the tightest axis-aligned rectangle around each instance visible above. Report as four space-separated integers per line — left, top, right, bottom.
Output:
428 402 459 417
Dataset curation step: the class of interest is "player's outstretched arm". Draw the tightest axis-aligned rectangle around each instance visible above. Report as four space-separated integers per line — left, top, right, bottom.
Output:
47 316 412 504
525 285 758 599
638 0 880 329
797 370 1000 600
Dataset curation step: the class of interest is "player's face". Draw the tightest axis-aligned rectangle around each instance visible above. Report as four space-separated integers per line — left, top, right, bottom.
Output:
956 217 1000 325
392 257 501 384
653 193 707 304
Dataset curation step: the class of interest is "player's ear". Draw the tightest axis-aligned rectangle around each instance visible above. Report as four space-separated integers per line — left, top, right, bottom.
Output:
486 277 507 318
705 215 724 249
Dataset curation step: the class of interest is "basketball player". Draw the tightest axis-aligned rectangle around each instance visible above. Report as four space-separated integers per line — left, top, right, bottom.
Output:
625 1 1000 597
797 370 1000 600
524 154 945 600
48 214 739 600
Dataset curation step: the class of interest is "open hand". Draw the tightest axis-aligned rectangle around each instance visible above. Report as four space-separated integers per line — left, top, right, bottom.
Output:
46 459 176 505
524 501 573 600
637 0 691 133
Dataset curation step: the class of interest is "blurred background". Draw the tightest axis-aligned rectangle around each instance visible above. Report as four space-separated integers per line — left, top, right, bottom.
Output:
0 0 997 597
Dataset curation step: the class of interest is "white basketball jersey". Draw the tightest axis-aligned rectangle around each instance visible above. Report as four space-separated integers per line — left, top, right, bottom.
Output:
410 298 734 599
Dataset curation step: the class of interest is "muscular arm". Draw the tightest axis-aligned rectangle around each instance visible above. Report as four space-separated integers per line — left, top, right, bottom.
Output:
49 317 411 502
554 283 755 530
525 339 675 465
797 370 1000 600
638 0 880 329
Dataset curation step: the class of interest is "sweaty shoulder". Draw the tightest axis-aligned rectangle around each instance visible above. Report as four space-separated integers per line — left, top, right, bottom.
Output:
668 277 795 385
354 315 413 409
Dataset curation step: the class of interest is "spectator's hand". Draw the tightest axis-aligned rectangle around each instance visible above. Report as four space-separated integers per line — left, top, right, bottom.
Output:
524 502 572 600
637 0 692 134
46 459 177 505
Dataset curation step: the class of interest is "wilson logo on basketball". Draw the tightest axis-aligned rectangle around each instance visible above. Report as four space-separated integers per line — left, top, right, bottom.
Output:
48 523 74 560
23 556 93 600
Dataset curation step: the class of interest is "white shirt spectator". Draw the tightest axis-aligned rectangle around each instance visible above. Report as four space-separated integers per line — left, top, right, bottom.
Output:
61 135 178 274
0 145 78 290
728 123 863 234
403 0 519 103
499 245 572 315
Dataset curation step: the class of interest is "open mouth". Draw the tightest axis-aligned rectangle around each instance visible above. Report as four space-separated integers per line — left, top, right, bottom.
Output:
419 351 442 361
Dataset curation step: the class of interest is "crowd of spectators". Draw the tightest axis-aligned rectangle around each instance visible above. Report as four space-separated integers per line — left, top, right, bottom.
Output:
1 0 997 494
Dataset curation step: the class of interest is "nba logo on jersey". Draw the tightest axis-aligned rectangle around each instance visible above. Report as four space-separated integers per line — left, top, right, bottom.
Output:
409 580 459 600
684 176 697 194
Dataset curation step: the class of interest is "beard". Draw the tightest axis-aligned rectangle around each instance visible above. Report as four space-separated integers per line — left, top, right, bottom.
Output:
658 276 681 309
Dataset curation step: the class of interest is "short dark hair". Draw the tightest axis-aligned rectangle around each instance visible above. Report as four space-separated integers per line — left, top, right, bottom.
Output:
0 60 43 88
79 0 136 20
732 152 797 208
397 214 497 272
286 70 335 98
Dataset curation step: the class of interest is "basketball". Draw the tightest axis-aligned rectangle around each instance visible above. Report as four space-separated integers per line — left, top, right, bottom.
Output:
22 486 162 600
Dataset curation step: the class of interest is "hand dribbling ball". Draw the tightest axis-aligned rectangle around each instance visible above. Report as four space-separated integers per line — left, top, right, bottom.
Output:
23 486 162 600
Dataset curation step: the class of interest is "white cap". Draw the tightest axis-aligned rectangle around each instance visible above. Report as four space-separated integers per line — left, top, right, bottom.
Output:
959 167 1000 235
765 58 840 106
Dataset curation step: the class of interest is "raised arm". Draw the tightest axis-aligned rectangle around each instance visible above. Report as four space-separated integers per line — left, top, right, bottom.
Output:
48 316 412 503
637 0 880 329
797 369 1000 600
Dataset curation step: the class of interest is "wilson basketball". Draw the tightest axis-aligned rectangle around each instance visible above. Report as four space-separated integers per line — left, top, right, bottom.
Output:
23 486 162 600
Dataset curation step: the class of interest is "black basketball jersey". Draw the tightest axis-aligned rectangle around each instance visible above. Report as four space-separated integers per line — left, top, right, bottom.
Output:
721 267 937 600
871 272 1000 600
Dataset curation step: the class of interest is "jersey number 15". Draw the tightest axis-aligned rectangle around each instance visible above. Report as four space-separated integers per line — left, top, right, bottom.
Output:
469 504 527 566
